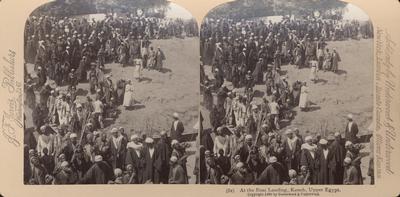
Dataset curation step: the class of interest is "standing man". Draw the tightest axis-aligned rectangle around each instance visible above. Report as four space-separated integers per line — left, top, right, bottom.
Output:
155 46 165 71
170 112 184 142
317 139 333 184
344 114 358 143
329 132 346 184
283 129 300 172
93 96 104 129
300 136 319 184
108 128 127 170
126 134 144 184
331 49 341 73
156 130 172 184
143 137 159 183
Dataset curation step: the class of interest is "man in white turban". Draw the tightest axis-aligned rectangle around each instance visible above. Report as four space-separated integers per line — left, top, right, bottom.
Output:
344 113 359 143
170 112 184 142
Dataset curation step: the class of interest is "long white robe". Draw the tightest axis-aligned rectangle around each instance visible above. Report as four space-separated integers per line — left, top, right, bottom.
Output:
299 85 309 109
37 134 54 156
213 135 229 156
134 59 142 80
123 84 135 107
309 60 318 81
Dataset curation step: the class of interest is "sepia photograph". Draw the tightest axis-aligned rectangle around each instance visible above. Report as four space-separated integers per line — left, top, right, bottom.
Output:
23 0 199 185
199 0 374 185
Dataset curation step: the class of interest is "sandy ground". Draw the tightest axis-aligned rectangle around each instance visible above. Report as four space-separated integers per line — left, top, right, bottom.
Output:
201 39 374 184
25 37 200 183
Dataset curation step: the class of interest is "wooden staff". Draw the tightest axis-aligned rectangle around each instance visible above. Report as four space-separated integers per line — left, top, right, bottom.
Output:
70 106 91 163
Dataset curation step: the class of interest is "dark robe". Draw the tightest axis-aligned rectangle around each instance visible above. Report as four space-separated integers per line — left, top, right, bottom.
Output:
282 138 301 172
216 155 231 175
125 147 145 184
247 157 267 178
24 147 31 184
317 148 334 184
79 161 114 184
214 72 224 90
300 149 319 184
108 137 127 170
25 84 36 109
255 162 287 184
32 104 48 131
230 171 254 185
168 164 186 184
142 146 161 183
170 120 184 142
252 61 263 83
343 165 361 185
156 138 171 184
40 154 55 174
344 122 359 143
61 141 78 162
37 69 47 87
155 49 165 70
103 79 114 104
24 129 37 150
201 130 214 153
54 168 78 184
39 86 51 105
329 139 346 184
236 143 251 163
245 115 258 138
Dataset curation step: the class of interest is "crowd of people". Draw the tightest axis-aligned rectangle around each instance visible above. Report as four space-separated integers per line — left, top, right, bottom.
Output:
25 111 189 185
200 11 372 139
200 112 373 185
24 12 194 86
24 11 196 185
199 11 373 185
200 12 372 87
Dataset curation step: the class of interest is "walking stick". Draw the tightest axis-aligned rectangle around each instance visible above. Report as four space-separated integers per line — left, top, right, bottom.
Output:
70 108 91 163
255 111 264 146
128 171 135 184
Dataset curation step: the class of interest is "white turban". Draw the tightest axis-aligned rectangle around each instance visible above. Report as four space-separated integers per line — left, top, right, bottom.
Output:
111 128 118 133
288 169 297 177
70 133 78 139
171 139 179 146
304 136 313 142
245 134 253 140
345 141 353 147
170 156 178 163
269 156 277 163
236 162 244 168
130 134 139 141
347 113 353 120
94 155 103 162
319 139 328 145
114 168 123 176
145 137 154 144
60 161 69 168
285 129 293 135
